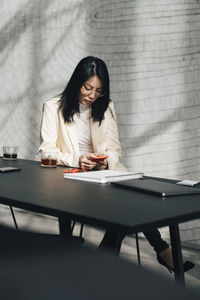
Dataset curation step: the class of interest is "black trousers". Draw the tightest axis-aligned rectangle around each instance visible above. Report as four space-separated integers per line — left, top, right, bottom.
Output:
98 227 169 255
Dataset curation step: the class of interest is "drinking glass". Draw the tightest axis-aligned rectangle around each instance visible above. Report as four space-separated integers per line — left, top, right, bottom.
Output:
3 146 18 160
40 151 58 167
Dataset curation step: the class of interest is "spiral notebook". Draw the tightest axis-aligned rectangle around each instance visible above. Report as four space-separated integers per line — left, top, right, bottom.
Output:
63 170 144 183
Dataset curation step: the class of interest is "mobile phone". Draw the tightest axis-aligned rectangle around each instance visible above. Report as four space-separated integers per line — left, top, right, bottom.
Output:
91 155 108 162
0 167 21 173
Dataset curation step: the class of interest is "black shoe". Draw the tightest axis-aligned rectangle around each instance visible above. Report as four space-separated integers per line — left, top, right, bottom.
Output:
157 255 173 273
157 254 195 273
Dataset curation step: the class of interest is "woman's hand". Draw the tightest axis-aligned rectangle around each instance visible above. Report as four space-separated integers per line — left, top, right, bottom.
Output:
79 153 108 171
94 158 108 171
78 153 96 171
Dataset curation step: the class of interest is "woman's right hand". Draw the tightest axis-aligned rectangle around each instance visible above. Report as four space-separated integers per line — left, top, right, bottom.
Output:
78 153 96 171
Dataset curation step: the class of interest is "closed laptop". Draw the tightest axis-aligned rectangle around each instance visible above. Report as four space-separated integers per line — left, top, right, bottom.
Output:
113 179 200 197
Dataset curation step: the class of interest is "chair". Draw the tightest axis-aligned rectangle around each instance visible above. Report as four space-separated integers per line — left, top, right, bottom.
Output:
9 206 19 230
0 224 197 300
71 221 84 237
72 222 141 265
11 213 141 265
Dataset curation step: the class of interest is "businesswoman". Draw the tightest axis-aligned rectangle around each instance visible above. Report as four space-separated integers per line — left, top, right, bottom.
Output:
39 56 194 273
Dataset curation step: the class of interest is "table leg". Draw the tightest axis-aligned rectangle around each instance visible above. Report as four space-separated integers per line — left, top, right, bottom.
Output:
169 223 185 285
58 217 72 236
135 233 141 266
114 232 124 256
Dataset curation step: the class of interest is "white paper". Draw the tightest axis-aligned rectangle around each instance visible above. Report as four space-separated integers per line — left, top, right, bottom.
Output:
176 180 199 187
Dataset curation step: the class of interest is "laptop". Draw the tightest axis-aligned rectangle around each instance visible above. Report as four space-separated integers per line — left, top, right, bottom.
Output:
112 179 200 197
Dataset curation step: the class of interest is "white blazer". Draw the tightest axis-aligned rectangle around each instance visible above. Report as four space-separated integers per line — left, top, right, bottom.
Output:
39 97 127 171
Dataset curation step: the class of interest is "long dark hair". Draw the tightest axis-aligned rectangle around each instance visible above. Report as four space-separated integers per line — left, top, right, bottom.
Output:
59 56 110 124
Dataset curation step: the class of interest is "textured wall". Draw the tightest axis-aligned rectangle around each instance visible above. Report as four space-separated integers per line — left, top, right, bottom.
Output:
1 0 200 247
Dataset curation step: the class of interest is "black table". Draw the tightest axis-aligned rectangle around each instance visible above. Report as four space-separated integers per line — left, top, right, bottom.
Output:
0 158 200 284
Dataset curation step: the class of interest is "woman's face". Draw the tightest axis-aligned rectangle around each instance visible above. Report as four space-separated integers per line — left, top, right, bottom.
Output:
79 75 103 106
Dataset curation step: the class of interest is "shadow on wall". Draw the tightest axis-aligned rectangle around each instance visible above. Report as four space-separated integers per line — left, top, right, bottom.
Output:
0 0 82 159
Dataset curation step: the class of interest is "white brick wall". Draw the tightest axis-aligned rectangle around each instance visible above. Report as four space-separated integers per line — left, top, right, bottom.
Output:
0 0 200 247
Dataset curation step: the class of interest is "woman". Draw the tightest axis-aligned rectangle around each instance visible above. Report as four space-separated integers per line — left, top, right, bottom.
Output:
39 56 194 273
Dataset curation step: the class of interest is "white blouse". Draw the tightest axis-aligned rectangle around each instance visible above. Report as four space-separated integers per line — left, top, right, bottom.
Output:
75 103 94 154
